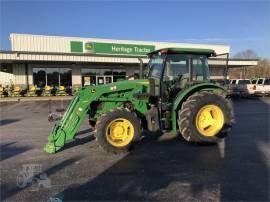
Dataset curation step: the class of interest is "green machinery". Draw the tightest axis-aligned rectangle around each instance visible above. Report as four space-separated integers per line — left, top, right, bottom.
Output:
11 85 22 97
26 85 37 96
42 86 52 96
56 86 67 96
45 48 233 154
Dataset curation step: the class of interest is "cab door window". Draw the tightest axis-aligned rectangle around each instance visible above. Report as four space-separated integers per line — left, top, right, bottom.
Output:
192 56 210 81
163 55 189 82
162 55 189 99
148 55 165 79
148 54 166 96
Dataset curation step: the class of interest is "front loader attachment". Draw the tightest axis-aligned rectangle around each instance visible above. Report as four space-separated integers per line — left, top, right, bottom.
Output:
44 79 150 154
44 88 92 153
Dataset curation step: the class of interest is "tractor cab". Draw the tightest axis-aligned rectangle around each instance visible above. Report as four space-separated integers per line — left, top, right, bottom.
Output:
145 48 223 131
147 48 215 100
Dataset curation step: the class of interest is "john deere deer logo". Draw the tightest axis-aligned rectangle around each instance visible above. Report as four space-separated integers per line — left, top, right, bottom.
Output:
84 42 95 53
85 43 92 50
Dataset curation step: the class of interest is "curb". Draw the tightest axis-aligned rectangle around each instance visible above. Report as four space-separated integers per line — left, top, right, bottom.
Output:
0 96 74 103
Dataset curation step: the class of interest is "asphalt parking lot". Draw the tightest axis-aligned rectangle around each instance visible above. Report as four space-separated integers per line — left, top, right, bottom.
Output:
1 97 269 201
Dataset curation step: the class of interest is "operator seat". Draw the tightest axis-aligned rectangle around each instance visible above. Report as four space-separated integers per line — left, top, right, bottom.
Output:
179 73 190 89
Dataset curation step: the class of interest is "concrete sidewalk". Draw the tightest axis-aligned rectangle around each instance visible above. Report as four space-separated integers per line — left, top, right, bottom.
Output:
0 96 73 102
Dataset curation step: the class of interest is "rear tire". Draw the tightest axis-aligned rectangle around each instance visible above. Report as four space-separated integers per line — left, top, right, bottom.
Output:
95 108 141 154
178 92 233 143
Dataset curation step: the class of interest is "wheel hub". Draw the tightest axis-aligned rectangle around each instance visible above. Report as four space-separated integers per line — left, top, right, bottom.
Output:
112 126 125 137
106 118 134 147
196 104 224 137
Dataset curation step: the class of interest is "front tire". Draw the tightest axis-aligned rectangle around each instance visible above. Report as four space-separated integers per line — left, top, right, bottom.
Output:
178 92 233 143
95 108 141 154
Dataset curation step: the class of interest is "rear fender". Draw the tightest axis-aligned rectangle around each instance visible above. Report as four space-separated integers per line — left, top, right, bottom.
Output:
171 83 224 132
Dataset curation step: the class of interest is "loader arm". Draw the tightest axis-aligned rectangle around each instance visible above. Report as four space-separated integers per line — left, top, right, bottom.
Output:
44 88 94 153
44 79 150 154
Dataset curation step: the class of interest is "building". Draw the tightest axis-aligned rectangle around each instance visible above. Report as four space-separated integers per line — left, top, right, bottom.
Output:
0 33 258 88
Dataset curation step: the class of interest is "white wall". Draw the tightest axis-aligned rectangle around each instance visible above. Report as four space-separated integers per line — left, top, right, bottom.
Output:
0 72 14 86
28 65 33 85
72 65 81 85
13 64 26 85
10 33 230 55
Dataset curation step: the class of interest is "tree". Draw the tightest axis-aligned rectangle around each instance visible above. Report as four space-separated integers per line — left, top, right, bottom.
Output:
233 49 259 59
228 50 270 79
255 59 270 77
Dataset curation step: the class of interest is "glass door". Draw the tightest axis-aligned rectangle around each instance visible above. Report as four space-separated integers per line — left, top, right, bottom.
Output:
105 76 113 84
96 76 113 85
82 76 96 86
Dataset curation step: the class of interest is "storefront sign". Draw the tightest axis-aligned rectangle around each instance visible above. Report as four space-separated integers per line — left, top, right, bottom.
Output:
70 41 155 55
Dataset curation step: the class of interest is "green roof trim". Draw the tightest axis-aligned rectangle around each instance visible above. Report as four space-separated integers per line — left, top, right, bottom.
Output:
148 47 216 57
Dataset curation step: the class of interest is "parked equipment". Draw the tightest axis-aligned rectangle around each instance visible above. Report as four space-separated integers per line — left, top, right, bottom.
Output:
56 86 67 96
11 85 22 97
72 84 81 95
26 85 37 96
42 86 52 96
0 86 4 97
45 48 233 154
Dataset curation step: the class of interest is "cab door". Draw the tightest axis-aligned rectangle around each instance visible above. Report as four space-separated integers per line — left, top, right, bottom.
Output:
148 54 166 97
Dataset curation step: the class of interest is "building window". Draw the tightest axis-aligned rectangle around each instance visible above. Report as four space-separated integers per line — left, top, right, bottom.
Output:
33 67 72 87
33 68 46 87
81 67 126 86
47 68 60 87
60 68 72 87
0 63 13 73
113 69 126 82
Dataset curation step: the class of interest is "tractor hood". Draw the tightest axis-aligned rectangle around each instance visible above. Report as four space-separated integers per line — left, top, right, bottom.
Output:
81 79 150 97
99 78 149 90
104 79 150 88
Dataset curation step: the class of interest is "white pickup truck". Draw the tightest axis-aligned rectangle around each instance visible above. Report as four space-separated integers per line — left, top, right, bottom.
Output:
248 78 270 96
227 79 251 97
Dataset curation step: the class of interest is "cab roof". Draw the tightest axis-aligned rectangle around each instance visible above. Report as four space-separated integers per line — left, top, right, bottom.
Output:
148 47 216 57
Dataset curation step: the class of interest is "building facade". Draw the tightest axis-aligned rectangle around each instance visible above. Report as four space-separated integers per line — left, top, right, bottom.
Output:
0 33 258 88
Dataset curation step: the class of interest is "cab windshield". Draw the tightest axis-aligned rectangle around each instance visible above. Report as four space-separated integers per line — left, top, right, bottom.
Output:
148 54 210 81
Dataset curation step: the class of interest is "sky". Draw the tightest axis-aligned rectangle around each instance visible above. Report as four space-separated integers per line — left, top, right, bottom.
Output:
0 0 269 58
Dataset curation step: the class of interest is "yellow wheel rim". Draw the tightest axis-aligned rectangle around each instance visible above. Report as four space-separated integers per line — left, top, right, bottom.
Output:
106 118 135 147
44 86 51 91
195 104 224 137
29 86 36 91
59 86 65 90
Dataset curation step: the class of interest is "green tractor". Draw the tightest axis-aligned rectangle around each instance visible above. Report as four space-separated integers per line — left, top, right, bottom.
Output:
45 48 233 154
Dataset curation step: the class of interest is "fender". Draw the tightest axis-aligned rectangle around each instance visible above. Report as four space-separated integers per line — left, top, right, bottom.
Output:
171 82 225 132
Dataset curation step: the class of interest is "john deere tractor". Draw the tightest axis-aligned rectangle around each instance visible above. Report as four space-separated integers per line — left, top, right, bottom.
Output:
45 48 233 154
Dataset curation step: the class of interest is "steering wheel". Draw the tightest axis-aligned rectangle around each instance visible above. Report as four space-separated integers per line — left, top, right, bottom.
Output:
166 74 189 95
